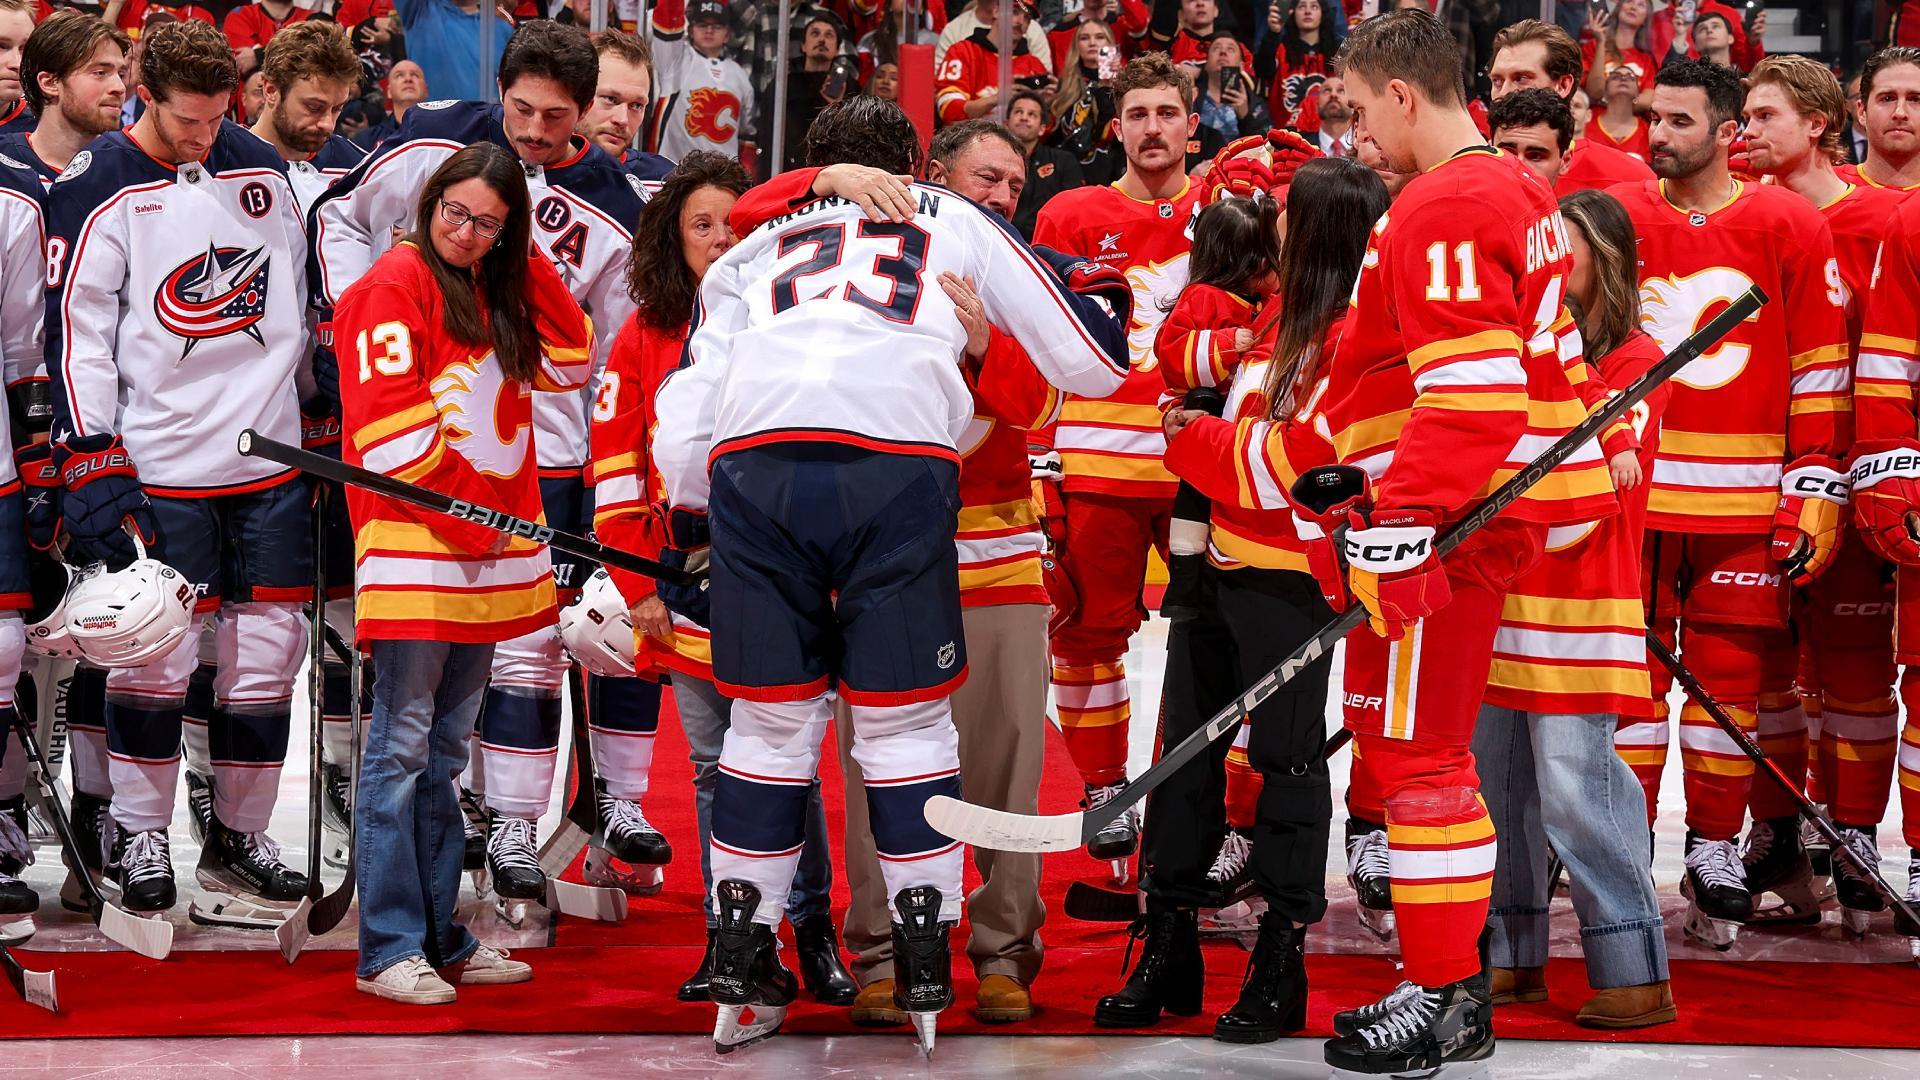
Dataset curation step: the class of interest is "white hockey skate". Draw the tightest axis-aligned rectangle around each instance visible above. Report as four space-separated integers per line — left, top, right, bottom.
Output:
1740 817 1831 927
1346 820 1396 943
1898 856 1920 962
1681 836 1749 950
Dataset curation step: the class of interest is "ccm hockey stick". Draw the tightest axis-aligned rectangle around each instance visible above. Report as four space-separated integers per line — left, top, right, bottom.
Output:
235 431 701 586
928 288 1769 854
0 941 55 1012
1648 635 1920 932
277 489 333 963
8 713 173 959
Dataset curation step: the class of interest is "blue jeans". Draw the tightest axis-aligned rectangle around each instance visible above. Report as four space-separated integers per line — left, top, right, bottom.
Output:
1474 705 1669 989
356 639 494 978
671 673 833 927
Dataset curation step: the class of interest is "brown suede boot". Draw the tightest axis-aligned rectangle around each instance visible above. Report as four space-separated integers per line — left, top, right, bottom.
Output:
851 978 907 1025
975 974 1034 1023
1576 980 1678 1030
1489 965 1548 1005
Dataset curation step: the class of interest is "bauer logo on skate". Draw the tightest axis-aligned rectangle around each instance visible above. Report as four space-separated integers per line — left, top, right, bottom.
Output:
429 358 532 479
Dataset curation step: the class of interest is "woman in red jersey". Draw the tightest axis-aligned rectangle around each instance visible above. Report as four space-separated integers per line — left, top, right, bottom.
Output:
338 143 594 1005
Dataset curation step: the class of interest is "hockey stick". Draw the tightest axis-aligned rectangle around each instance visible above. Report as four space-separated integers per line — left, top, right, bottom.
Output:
236 431 700 586
277 487 331 963
8 714 173 959
1647 634 1920 930
0 942 56 1012
306 643 362 936
533 668 630 923
928 288 1769 854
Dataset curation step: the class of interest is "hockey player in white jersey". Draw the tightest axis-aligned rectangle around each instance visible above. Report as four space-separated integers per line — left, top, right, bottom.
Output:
0 149 43 940
44 20 311 922
0 11 127 184
652 97 1130 1054
247 21 365 214
309 19 654 909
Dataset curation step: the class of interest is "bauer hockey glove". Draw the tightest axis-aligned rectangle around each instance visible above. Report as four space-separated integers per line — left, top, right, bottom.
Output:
13 441 62 552
54 433 155 570
1771 454 1849 585
1288 463 1371 612
1344 507 1451 641
1031 244 1134 347
653 504 711 627
1848 439 1920 565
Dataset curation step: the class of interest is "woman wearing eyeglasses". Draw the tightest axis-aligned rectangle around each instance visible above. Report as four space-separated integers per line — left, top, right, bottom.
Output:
335 142 596 1005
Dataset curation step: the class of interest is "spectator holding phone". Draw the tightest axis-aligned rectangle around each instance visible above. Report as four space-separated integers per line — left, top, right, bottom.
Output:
1045 0 1150 71
1194 30 1267 137
782 12 857 165
1583 0 1656 109
1048 17 1121 176
936 0 1053 123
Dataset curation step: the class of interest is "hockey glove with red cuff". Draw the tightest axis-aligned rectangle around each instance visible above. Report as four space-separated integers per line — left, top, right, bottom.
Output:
1344 507 1451 641
1031 244 1134 355
13 441 62 552
1849 439 1920 565
1288 464 1371 612
53 433 155 570
1771 454 1849 585
653 504 711 627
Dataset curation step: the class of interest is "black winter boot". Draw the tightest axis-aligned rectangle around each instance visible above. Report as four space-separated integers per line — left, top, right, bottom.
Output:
1213 913 1307 1043
1093 900 1203 1027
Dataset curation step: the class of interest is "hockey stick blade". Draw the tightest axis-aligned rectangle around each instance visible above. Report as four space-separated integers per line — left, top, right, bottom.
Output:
0 944 57 1012
276 897 313 963
236 430 701 586
547 879 630 922
1064 880 1141 922
1649 635 1920 930
10 714 174 959
931 288 1768 853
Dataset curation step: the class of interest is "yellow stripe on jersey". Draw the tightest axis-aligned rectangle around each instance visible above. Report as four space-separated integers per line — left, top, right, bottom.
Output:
1334 410 1413 460
1647 488 1778 518
1406 329 1525 375
1391 880 1494 905
1059 401 1167 427
356 576 557 626
1861 332 1920 355
353 402 441 453
1059 452 1175 483
1413 389 1530 415
1789 344 1850 373
1789 397 1849 414
958 498 1038 534
1210 529 1310 573
1655 430 1787 459
958 555 1043 594
1857 382 1915 399
391 441 450 488
356 518 545 557
1486 658 1650 697
1499 593 1645 629
1385 814 1497 847
591 451 641 483
1487 462 1614 502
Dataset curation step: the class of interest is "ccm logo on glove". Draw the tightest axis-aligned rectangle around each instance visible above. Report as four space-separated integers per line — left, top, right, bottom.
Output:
1343 521 1434 572
1785 466 1849 503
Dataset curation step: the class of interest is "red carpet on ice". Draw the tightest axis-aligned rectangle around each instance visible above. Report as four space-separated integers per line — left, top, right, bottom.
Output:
3 694 1917 1048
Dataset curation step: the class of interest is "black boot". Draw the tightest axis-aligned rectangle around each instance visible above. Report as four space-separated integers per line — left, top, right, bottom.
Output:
793 913 858 1005
678 926 719 1002
1213 913 1307 1043
1093 900 1203 1027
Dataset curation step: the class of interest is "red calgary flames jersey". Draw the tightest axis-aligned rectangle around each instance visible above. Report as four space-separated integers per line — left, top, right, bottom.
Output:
1609 179 1849 534
1836 161 1920 193
1582 119 1650 164
1556 138 1653 196
1826 182 1908 368
936 38 1049 125
1033 180 1200 500
1324 148 1616 524
958 329 1063 607
1858 198 1920 442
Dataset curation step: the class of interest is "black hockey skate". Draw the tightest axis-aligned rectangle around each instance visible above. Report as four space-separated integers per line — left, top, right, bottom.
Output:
193 822 308 928
708 880 798 1054
595 785 672 865
1803 813 1833 879
1205 827 1255 908
890 885 956 1056
1741 815 1827 926
60 791 111 914
1085 781 1140 884
1682 832 1751 950
1831 826 1886 937
109 826 177 913
1323 971 1495 1075
679 927 719 1002
485 814 547 901
1346 816 1396 942
1214 913 1307 1043
0 797 39 942
457 788 488 872
184 769 216 846
1896 854 1920 939
321 760 353 836
1094 900 1203 1028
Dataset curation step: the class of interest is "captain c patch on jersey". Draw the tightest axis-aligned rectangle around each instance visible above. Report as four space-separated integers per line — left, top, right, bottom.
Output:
154 239 273 354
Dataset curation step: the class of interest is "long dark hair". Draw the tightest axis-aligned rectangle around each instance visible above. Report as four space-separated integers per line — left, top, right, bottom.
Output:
1280 0 1343 64
407 143 538 383
1178 196 1282 306
1557 189 1641 362
628 151 753 329
1262 156 1388 417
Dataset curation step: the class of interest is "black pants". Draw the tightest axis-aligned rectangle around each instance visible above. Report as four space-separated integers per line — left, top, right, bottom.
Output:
1140 566 1335 924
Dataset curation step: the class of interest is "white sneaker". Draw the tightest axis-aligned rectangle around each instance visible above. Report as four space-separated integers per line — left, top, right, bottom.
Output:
356 955 457 1005
449 943 532 985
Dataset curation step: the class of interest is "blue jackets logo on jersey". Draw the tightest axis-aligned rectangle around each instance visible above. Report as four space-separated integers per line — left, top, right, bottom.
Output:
154 240 273 352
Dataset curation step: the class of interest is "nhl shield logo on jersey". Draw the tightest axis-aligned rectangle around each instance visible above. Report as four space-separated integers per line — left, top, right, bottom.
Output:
936 641 957 670
154 240 273 353
686 86 741 142
57 150 91 181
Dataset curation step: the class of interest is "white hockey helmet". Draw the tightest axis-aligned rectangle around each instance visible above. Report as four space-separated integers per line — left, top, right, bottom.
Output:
23 560 84 660
557 568 638 677
63 541 197 669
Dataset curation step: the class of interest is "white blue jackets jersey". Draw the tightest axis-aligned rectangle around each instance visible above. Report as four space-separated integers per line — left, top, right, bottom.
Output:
0 151 45 478
45 121 308 494
652 184 1130 511
287 132 367 217
309 99 645 471
0 133 58 186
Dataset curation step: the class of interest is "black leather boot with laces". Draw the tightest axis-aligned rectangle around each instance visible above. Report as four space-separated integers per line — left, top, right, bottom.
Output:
1093 900 1202 1027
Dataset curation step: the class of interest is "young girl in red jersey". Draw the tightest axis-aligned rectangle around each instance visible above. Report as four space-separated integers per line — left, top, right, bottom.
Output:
1111 158 1385 1042
339 143 594 1005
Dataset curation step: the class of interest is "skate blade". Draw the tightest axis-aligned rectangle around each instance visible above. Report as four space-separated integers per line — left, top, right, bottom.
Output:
583 848 665 897
1200 897 1268 940
1682 911 1739 951
1105 858 1133 887
0 914 35 946
275 897 313 963
58 872 90 914
713 1002 787 1054
322 839 350 871
910 1010 938 1057
190 893 294 931
494 896 530 929
1841 907 1874 937
100 901 173 960
1358 906 1398 943
1331 1063 1491 1080
546 878 629 923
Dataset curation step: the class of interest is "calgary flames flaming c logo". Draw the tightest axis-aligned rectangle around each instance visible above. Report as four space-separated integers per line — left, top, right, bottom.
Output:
685 86 741 142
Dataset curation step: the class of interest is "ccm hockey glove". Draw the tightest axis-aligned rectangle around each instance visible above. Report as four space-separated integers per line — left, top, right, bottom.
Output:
1849 439 1920 565
1344 507 1451 641
1771 454 1849 585
54 433 155 570
1288 464 1371 612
